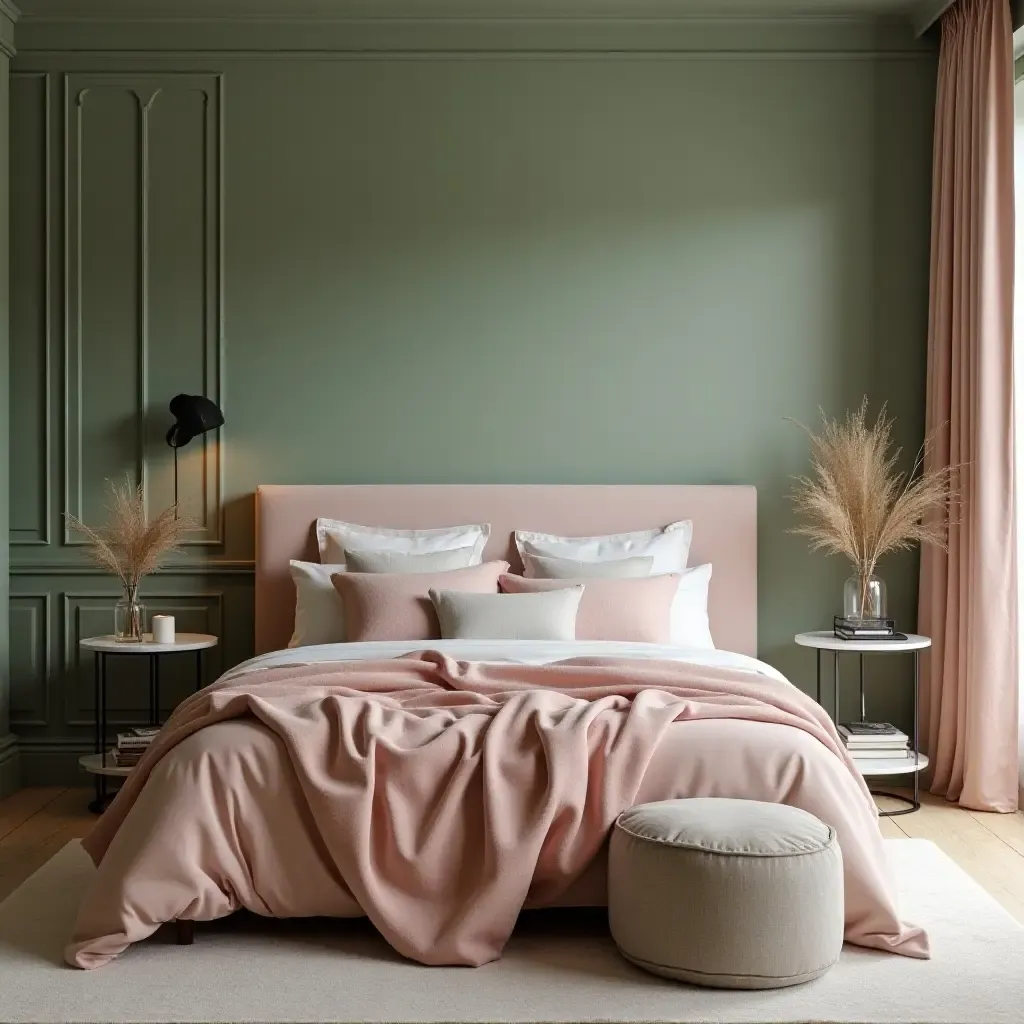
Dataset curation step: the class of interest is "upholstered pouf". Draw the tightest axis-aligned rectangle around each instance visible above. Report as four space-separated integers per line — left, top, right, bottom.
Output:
608 798 844 990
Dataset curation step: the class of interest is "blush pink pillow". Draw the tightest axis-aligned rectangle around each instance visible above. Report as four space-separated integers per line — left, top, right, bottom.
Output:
498 573 679 644
332 561 509 642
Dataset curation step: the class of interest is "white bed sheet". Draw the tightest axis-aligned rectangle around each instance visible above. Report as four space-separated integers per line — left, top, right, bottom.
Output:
225 639 788 687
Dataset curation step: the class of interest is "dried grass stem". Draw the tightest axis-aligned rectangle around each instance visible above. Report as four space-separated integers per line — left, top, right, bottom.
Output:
64 477 193 598
789 400 954 596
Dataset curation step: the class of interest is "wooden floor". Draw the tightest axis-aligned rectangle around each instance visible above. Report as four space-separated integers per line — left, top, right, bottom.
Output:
2 787 1024 925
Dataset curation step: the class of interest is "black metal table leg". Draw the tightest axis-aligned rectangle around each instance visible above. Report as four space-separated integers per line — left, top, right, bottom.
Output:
816 649 821 705
88 653 108 814
833 651 840 725
913 650 920 810
92 652 100 756
148 654 156 727
868 649 922 817
859 653 866 722
196 649 203 692
153 654 161 726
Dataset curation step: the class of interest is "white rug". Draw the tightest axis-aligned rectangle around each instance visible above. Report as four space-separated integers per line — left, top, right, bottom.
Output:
0 839 1021 1024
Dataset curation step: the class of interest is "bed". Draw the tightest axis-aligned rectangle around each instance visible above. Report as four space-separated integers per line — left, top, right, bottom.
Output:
64 485 928 969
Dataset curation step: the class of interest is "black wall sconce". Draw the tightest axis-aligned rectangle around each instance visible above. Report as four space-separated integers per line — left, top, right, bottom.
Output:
165 394 224 513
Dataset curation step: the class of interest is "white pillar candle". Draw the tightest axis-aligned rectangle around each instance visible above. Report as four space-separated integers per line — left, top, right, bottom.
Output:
152 615 175 644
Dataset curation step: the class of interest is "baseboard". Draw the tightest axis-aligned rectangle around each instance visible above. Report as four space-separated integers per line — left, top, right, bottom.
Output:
15 739 94 787
0 734 21 797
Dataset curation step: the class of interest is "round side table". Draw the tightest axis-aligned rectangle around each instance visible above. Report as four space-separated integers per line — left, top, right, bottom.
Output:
794 631 931 816
79 633 218 813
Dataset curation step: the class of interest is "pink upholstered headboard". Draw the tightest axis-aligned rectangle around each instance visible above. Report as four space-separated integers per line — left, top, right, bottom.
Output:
255 485 757 657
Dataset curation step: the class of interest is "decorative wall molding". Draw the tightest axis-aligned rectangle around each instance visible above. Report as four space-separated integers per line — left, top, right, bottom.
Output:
8 593 51 727
62 72 225 546
9 71 52 547
9 560 254 575
204 73 226 547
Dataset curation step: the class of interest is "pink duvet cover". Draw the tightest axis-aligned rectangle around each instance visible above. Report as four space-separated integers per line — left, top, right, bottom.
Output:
67 652 929 968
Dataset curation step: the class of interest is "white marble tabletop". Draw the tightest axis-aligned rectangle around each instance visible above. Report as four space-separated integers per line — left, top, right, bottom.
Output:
794 630 931 653
79 633 219 653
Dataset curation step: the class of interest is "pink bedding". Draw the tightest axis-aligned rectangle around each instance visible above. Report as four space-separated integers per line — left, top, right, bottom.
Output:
67 652 929 969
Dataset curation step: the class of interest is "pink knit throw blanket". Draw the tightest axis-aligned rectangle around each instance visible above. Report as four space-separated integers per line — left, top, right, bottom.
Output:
68 653 929 967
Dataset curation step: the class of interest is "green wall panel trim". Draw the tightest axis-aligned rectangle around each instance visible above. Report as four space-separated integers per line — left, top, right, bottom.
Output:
63 71 226 548
0 50 11 743
9 71 52 548
9 593 51 728
9 561 255 576
0 734 20 797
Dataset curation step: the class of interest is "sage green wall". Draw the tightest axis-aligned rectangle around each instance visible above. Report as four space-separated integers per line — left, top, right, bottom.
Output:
9 31 937 783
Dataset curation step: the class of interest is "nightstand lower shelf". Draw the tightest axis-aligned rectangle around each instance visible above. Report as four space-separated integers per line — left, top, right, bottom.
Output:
79 752 132 812
856 752 930 816
854 752 930 777
79 752 133 779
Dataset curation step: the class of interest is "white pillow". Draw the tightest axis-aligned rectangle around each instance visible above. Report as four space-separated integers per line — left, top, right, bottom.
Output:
429 586 585 642
522 552 655 580
316 519 490 566
289 560 347 648
515 521 692 575
344 545 477 573
671 563 715 649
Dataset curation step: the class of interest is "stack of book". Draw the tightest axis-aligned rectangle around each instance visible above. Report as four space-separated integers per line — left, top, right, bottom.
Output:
833 616 907 641
838 721 909 760
112 726 161 768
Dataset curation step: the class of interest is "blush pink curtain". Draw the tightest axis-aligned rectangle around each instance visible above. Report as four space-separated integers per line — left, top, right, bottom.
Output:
918 0 1018 812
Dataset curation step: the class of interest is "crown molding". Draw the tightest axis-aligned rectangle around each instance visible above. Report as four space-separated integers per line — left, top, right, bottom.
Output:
12 11 933 56
14 0 916 19
11 0 932 55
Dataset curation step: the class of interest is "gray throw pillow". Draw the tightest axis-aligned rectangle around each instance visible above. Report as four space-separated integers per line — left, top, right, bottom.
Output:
429 586 584 641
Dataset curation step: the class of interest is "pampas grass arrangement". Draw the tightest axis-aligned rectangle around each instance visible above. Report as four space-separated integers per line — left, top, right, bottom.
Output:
789 399 954 619
65 477 193 641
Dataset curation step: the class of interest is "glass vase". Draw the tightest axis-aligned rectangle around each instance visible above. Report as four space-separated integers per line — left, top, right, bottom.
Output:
843 574 887 623
114 595 147 643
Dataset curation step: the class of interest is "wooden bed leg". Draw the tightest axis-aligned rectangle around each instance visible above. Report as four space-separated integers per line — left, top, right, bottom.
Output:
175 919 195 945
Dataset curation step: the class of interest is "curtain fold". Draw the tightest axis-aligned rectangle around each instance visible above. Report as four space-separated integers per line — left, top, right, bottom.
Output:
919 0 1018 812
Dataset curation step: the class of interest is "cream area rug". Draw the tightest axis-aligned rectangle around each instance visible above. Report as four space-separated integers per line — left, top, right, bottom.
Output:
0 839 1021 1024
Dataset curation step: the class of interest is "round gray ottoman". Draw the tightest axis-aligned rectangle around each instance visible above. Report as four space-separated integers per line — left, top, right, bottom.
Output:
608 798 844 990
